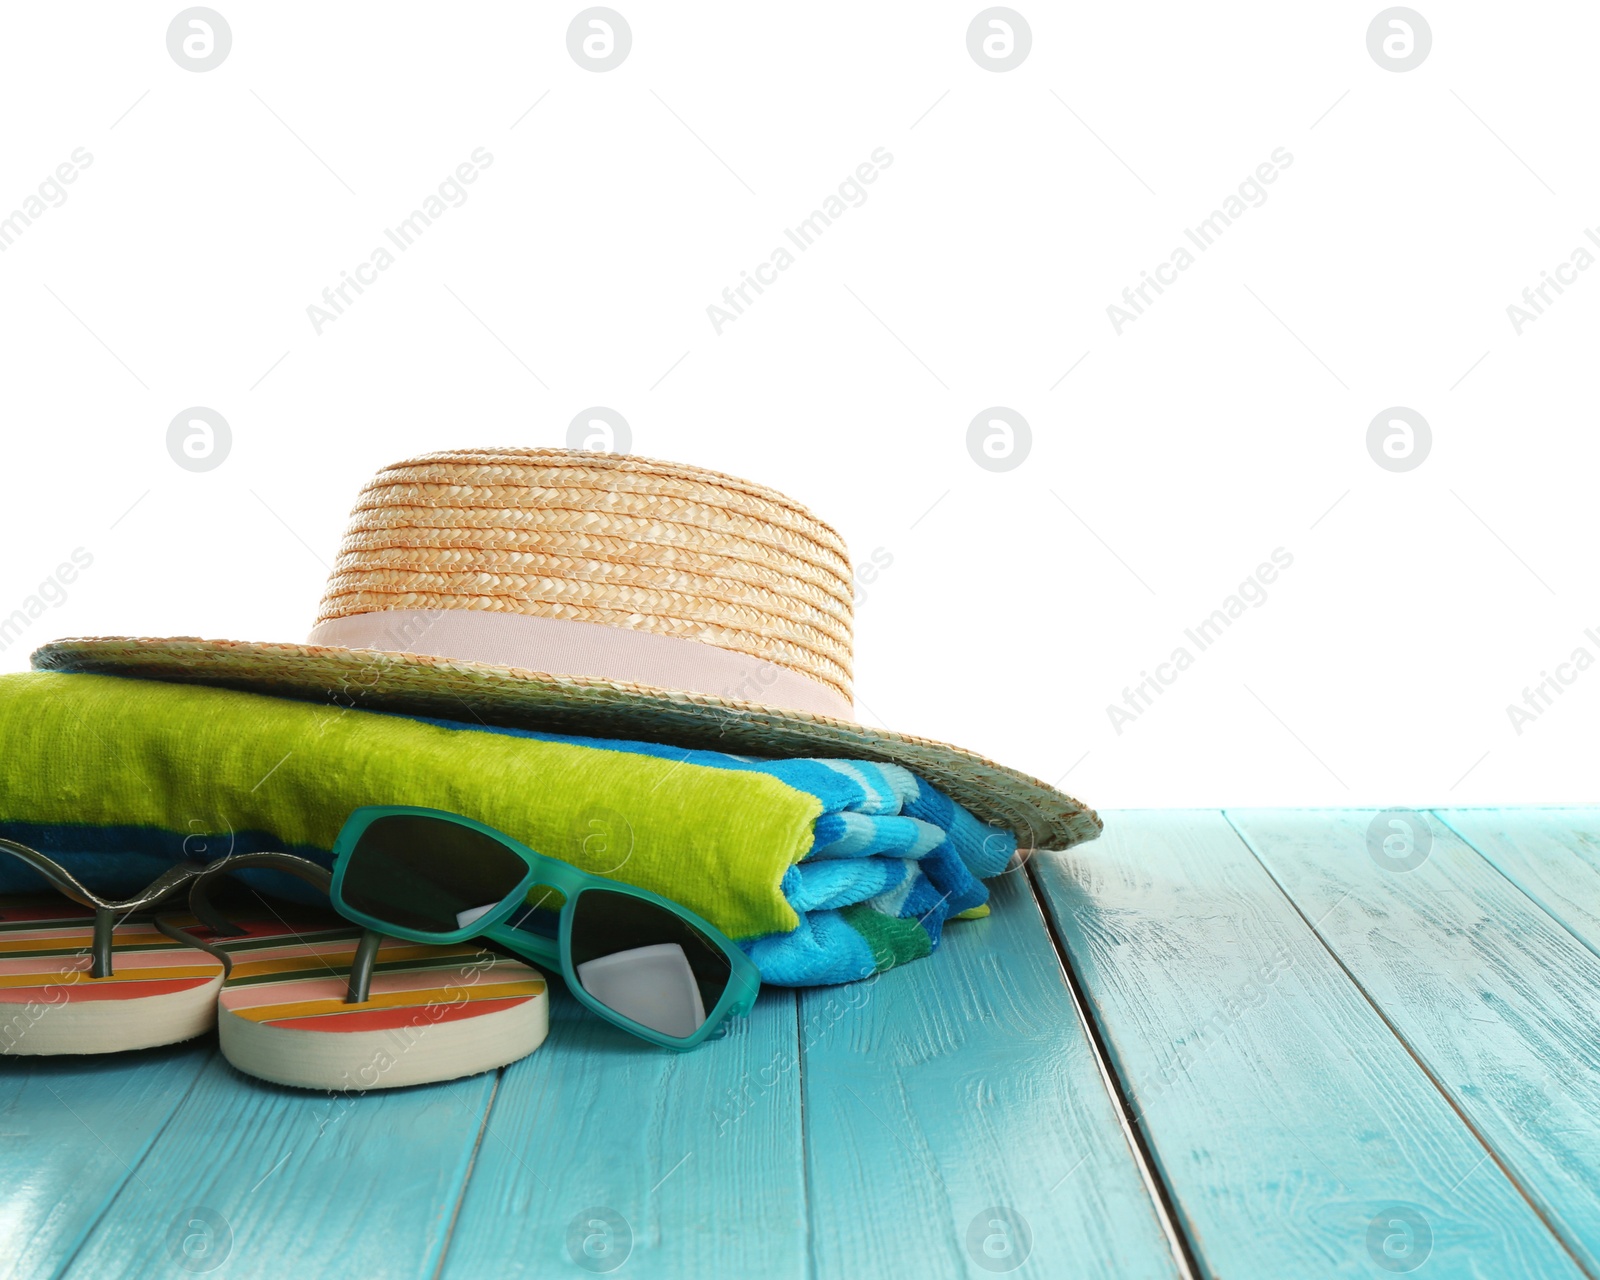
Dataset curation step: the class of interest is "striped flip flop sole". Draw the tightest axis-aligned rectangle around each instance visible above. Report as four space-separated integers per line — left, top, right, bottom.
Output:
0 896 225 1056
213 924 548 1091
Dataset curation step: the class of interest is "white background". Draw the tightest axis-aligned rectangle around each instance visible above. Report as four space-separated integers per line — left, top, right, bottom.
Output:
1 1 1594 809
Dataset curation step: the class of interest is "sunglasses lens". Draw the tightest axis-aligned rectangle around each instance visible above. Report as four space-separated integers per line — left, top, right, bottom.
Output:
342 814 527 936
569 888 735 1041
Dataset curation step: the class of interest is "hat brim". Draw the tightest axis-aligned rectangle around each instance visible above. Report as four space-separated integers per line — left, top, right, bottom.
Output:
30 636 1101 851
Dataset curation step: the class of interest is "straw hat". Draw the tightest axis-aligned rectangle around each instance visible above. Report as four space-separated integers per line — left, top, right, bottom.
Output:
32 448 1099 849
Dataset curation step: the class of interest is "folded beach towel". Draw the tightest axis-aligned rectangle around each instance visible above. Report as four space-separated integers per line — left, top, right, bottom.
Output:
0 673 1016 987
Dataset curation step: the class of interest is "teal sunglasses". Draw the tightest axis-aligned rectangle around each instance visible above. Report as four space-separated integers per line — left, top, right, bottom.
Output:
325 806 761 1051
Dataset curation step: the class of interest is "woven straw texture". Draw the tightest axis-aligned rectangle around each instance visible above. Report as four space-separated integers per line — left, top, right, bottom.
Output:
321 449 857 703
30 447 1101 851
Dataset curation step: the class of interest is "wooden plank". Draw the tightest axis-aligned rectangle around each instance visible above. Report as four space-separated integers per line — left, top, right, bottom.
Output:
0 1041 212 1280
59 1053 498 1279
439 981 806 1280
1230 808 1600 1276
800 867 1181 1280
1035 810 1583 1279
1438 808 1600 960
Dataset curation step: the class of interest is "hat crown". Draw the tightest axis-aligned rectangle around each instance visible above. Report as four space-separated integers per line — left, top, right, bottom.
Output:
315 448 856 708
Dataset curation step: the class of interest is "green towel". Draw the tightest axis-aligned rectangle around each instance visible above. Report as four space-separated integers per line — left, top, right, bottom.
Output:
0 672 1014 985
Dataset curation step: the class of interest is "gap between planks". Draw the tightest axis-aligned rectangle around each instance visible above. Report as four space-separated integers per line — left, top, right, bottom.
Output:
1218 809 1596 1280
431 1067 504 1280
1023 859 1201 1280
794 988 815 1280
1434 809 1600 969
48 1048 221 1280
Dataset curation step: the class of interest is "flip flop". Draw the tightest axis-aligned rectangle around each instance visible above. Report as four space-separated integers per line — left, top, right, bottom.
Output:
209 919 548 1091
0 893 226 1055
0 848 549 1082
183 855 549 1091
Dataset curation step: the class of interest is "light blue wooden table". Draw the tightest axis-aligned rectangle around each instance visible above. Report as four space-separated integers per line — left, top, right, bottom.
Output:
5 810 1599 1279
